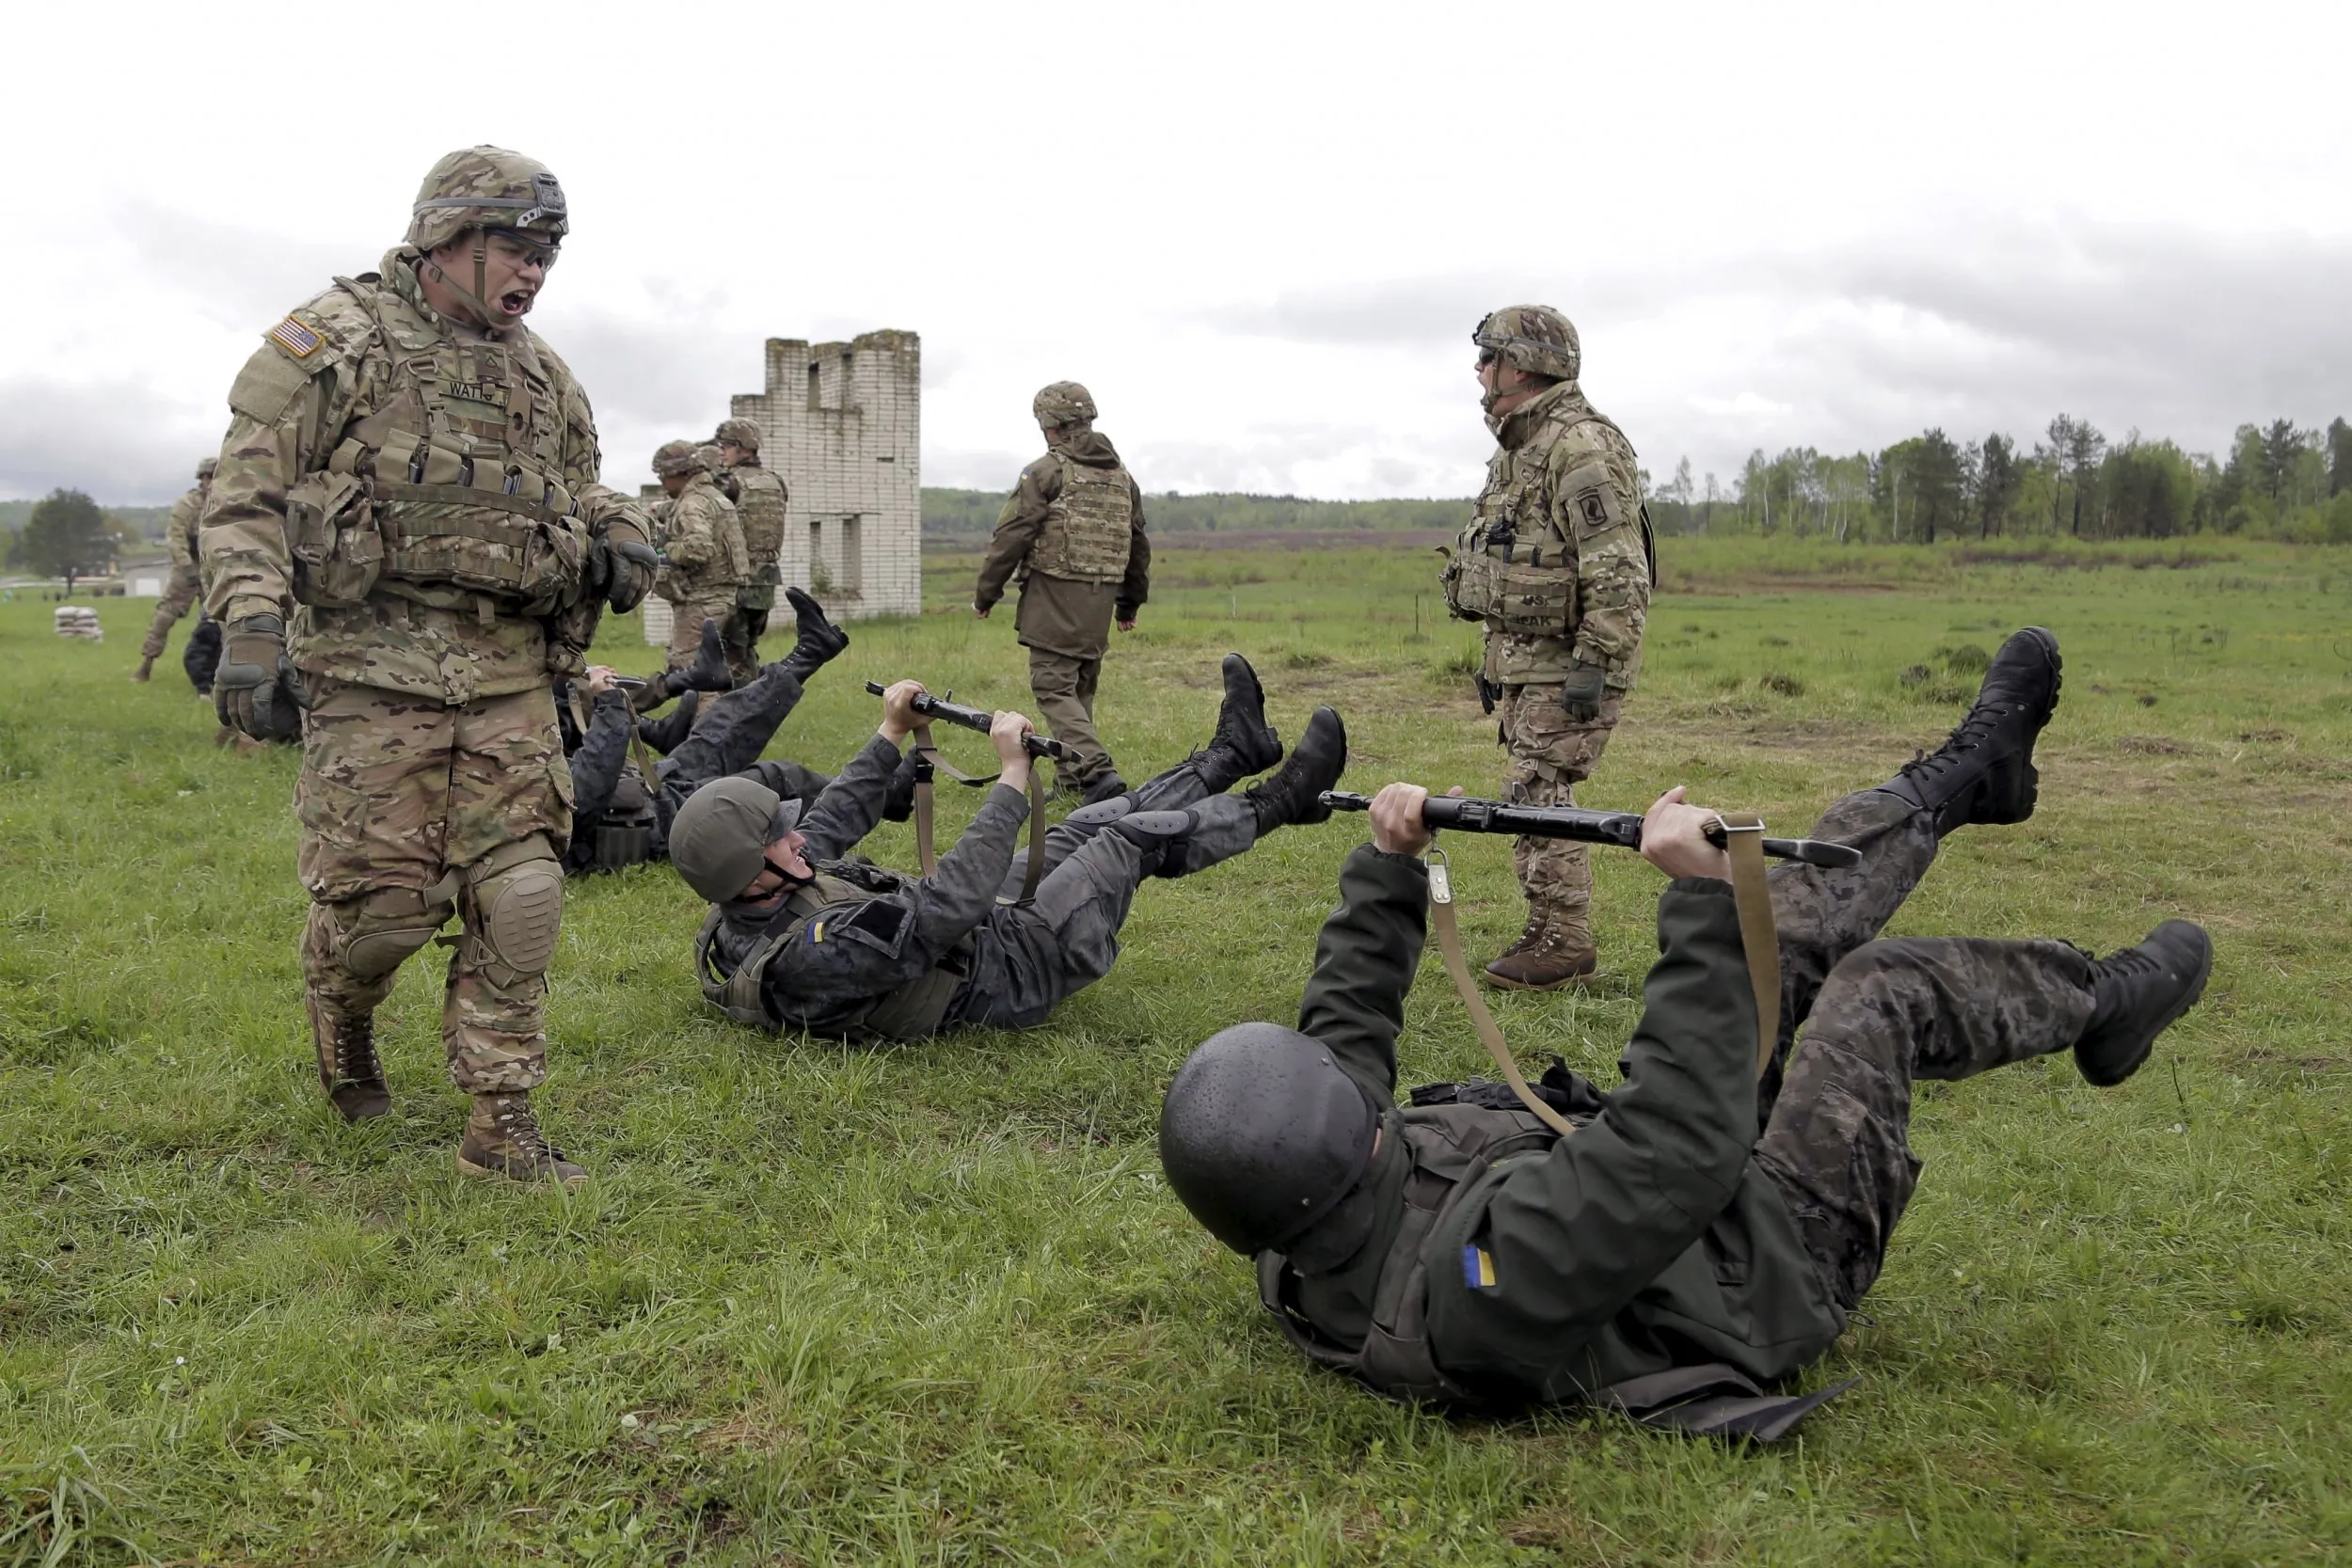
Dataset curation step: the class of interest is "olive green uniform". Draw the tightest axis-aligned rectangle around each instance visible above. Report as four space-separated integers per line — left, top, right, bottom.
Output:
1442 380 1654 958
974 431 1151 791
655 470 753 674
201 252 631 1094
723 458 788 683
138 482 209 662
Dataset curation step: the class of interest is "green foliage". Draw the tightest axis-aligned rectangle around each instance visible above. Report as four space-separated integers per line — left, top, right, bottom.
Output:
924 487 1463 541
4 536 2352 1561
7 490 119 578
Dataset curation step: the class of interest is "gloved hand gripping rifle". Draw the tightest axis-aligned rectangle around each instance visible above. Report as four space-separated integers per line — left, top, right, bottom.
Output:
865 681 1073 903
1320 789 1862 1136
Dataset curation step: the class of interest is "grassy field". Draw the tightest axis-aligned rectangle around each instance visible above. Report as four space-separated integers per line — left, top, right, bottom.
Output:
2 537 2349 1565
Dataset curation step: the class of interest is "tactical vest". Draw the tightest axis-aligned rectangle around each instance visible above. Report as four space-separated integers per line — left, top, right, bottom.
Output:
731 466 788 601
1027 456 1134 584
655 479 754 604
283 277 591 614
1258 1101 1849 1438
694 870 971 1041
1441 407 1652 640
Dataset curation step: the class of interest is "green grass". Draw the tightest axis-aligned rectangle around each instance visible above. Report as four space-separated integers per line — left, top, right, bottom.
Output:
2 537 2349 1564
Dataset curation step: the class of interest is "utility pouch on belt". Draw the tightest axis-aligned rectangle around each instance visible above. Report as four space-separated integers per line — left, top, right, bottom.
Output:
285 469 381 609
736 581 777 612
594 823 654 870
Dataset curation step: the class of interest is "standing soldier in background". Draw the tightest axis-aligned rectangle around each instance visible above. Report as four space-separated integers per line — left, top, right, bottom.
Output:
651 440 753 684
200 146 658 1187
973 382 1151 804
1439 306 1656 990
715 417 787 685
133 456 215 682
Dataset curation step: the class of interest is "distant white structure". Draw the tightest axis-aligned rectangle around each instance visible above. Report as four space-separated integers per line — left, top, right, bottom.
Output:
128 574 165 597
644 327 922 646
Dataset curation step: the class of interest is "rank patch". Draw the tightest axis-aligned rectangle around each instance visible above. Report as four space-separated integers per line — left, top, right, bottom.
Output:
268 316 324 358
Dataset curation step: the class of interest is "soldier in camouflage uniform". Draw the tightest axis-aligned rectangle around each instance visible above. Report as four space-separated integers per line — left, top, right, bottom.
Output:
650 439 754 682
1440 307 1657 990
200 147 659 1188
974 382 1151 804
134 457 215 681
1159 629 2215 1433
715 417 787 683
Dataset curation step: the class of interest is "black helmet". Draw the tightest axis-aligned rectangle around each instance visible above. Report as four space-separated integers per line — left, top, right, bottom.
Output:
1158 1022 1380 1256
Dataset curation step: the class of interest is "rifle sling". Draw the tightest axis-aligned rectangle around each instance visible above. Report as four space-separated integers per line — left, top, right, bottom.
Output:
1422 814 1783 1127
909 723 1046 905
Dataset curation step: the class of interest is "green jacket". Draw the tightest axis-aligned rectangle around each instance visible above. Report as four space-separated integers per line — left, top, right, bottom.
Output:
1272 844 1843 1402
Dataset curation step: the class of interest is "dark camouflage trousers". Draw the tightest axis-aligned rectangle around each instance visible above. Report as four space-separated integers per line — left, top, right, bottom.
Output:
1750 790 2095 1309
956 757 1258 1031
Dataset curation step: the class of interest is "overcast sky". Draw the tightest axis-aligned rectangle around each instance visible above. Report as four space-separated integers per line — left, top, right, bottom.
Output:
4 1 2346 505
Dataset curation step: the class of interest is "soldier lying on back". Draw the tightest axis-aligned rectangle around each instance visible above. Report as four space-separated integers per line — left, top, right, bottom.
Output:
667 656 1344 1042
557 591 912 876
1157 629 2213 1436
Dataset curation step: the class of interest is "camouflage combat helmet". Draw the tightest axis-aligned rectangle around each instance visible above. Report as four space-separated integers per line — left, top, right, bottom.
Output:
406 146 569 252
1472 305 1580 383
1033 381 1097 427
196 456 217 481
652 439 707 479
714 418 763 452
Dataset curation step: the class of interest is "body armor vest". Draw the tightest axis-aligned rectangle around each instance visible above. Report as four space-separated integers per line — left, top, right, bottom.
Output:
284 277 590 613
1027 455 1134 584
1442 407 1625 639
694 870 970 1041
731 466 788 593
1259 1100 1848 1436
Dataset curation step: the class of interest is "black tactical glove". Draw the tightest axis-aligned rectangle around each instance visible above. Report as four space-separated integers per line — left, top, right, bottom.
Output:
603 537 658 614
215 613 292 740
1558 658 1608 723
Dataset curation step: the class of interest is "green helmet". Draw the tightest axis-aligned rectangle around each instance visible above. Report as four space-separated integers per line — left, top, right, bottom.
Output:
1472 305 1580 383
714 418 762 452
406 146 569 253
1033 381 1097 427
652 439 707 479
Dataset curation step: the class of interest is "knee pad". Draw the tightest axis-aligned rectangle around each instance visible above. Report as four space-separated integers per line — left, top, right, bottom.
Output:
1064 795 1135 829
1112 809 1198 876
469 849 564 979
334 887 456 981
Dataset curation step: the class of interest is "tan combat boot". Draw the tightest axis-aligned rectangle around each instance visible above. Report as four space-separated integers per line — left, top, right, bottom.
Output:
308 994 389 1121
1482 911 1597 991
132 657 154 682
457 1094 587 1190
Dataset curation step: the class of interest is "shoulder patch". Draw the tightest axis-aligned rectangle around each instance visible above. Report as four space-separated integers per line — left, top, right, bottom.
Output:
226 341 314 425
267 316 324 358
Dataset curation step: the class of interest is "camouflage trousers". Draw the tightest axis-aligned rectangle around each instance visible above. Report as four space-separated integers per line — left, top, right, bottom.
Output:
1750 790 2096 1310
138 565 201 660
1495 683 1625 945
1028 646 1117 790
295 676 573 1094
721 606 764 688
662 595 736 673
956 756 1258 1030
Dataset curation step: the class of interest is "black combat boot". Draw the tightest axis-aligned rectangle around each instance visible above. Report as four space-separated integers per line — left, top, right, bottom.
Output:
639 619 732 713
1078 769 1130 805
1247 707 1347 834
308 994 389 1122
456 1093 587 1189
2075 921 2212 1086
776 586 850 684
636 690 700 756
1876 626 2062 835
1189 653 1286 794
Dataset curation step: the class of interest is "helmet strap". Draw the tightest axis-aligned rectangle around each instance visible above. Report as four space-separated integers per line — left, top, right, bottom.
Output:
419 230 507 332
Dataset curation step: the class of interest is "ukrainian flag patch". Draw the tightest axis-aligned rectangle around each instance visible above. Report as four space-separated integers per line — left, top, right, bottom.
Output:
268 316 324 358
1462 1245 1497 1290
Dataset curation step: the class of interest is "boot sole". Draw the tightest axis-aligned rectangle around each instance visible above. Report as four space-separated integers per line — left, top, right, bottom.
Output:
1481 967 1598 992
456 1150 588 1191
2077 927 2213 1087
328 1089 391 1123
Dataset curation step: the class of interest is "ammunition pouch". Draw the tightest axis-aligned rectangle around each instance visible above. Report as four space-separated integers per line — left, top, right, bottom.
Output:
593 823 656 869
285 470 381 609
1447 532 1576 639
735 580 777 612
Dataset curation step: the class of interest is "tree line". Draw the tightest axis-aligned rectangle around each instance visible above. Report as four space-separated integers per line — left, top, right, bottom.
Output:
1644 416 2352 545
923 488 1464 540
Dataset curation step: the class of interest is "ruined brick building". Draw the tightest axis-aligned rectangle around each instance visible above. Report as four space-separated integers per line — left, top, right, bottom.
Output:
643 328 921 644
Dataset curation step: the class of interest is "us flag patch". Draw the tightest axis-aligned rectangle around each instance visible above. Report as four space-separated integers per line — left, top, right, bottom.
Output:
268 316 324 358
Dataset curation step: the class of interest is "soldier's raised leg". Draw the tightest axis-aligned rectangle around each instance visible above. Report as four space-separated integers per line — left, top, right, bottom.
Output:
440 686 582 1188
1484 684 1622 990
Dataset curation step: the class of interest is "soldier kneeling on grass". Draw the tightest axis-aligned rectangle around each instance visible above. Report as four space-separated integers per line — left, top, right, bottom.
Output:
1156 628 2214 1438
666 655 1345 1043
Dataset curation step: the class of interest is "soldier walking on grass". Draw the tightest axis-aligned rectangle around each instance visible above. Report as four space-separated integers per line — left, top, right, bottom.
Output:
1158 629 2213 1435
974 382 1151 804
1440 307 1656 990
651 439 754 685
200 146 659 1187
715 417 787 684
133 456 215 683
